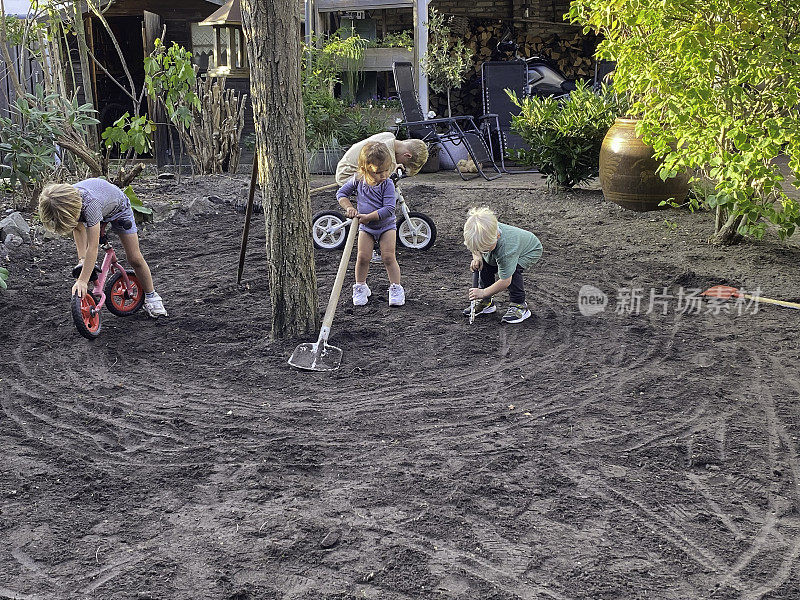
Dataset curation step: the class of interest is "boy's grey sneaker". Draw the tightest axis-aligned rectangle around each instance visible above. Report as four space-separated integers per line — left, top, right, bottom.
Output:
143 292 168 318
502 302 531 324
462 297 496 317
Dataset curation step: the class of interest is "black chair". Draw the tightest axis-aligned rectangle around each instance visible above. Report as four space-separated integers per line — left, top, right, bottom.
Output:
480 61 537 174
593 60 616 90
392 61 502 181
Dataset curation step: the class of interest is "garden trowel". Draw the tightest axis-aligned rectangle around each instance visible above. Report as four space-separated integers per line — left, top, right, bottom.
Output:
469 270 480 324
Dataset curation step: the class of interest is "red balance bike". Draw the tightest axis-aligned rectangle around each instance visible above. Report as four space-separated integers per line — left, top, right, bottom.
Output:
71 220 144 339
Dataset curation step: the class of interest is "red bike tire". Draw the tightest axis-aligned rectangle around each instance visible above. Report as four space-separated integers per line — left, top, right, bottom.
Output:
71 293 101 339
104 270 145 317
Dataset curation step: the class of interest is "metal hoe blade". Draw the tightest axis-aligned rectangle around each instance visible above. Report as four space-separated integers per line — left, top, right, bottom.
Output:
287 340 343 372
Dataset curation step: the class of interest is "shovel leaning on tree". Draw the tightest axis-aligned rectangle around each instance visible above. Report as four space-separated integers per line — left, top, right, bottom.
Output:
702 285 800 310
288 216 359 371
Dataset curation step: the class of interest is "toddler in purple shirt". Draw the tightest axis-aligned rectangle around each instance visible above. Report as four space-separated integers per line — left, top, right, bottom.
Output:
336 142 405 307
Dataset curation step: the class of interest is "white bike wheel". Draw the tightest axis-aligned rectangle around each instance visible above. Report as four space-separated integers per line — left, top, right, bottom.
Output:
397 212 437 250
312 211 348 250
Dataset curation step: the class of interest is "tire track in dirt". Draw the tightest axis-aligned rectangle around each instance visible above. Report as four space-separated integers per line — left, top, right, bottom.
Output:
545 343 800 600
549 459 746 595
351 510 570 600
720 351 800 600
4 314 235 469
446 309 683 450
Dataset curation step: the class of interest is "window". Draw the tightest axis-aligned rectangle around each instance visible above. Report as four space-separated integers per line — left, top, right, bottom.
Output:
190 23 214 70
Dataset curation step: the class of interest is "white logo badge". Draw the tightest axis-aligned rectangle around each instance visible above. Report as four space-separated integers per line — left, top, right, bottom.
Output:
578 285 607 316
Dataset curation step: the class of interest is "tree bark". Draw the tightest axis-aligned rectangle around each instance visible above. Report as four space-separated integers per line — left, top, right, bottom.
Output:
709 212 744 246
240 0 319 339
72 6 99 151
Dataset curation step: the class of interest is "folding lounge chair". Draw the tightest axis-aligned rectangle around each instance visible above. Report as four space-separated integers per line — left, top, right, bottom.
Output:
392 61 502 181
480 61 537 174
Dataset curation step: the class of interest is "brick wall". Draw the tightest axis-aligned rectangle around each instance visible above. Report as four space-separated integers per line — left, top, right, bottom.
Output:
430 0 513 20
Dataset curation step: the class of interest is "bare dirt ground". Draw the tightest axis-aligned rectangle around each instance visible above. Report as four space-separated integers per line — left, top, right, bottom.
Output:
2 169 800 600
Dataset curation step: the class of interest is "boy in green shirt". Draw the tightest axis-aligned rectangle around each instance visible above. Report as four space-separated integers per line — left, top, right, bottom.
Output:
462 206 543 324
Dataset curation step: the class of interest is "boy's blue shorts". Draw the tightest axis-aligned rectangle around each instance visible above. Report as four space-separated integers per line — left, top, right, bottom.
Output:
106 205 138 235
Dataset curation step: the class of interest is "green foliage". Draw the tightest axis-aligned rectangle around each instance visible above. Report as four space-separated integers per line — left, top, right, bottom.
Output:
0 86 97 191
378 30 414 50
144 39 201 130
318 29 367 79
123 185 153 225
0 266 8 291
101 113 155 155
508 82 628 188
421 8 473 116
302 31 367 151
569 0 800 241
337 103 397 147
303 86 346 152
2 15 26 46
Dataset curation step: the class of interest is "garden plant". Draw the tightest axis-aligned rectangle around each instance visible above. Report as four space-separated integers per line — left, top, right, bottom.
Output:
508 82 627 189
421 8 473 118
569 0 800 244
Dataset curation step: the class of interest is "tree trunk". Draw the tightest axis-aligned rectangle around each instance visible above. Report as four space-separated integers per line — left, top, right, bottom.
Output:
240 0 319 339
709 211 744 246
72 6 99 151
446 88 452 118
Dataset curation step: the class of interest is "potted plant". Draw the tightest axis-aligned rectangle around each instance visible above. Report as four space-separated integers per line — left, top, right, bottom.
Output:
421 9 472 119
420 143 441 173
599 116 690 212
361 30 414 71
302 31 366 173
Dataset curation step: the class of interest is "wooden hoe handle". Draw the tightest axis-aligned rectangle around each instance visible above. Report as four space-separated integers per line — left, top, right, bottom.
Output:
320 218 359 339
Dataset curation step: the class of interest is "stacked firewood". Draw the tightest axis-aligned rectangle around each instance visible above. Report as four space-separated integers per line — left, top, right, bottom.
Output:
429 20 597 117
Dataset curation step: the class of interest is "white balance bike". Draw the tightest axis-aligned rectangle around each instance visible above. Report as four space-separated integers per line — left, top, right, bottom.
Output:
311 167 437 252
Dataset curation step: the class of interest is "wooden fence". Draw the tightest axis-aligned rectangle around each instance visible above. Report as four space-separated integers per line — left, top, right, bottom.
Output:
0 42 44 118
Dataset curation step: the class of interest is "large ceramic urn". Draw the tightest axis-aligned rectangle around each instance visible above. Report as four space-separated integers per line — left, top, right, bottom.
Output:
599 117 689 212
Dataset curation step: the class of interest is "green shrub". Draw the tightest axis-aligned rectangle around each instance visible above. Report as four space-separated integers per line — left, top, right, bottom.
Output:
378 30 413 50
0 86 97 195
301 30 368 152
569 0 800 244
101 113 155 156
508 83 628 189
0 266 8 290
123 185 153 225
337 103 397 147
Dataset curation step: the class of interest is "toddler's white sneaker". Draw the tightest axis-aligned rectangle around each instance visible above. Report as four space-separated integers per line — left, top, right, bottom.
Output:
352 282 371 306
143 292 168 318
388 283 405 307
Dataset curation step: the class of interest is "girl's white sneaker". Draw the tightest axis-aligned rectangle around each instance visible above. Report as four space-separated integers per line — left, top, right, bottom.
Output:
388 283 405 307
353 283 371 306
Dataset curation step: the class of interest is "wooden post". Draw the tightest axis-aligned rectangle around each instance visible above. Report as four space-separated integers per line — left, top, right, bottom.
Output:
72 6 99 150
413 0 428 113
237 153 259 284
86 16 98 120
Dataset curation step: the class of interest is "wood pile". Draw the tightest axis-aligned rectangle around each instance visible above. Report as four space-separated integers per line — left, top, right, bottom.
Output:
429 20 597 117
